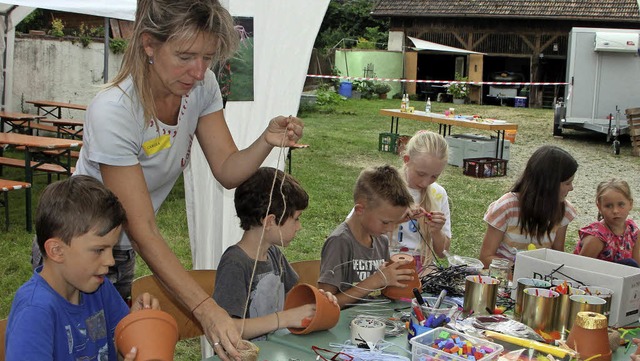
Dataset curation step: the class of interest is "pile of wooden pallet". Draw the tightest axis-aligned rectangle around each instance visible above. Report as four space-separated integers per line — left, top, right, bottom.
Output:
626 107 640 156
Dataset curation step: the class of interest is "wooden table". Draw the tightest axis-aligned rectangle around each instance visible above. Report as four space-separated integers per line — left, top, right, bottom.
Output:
0 133 81 230
26 99 87 119
0 111 44 133
380 108 518 159
38 117 84 139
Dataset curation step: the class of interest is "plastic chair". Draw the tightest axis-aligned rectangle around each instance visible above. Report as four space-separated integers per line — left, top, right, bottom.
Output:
290 260 320 287
130 269 216 340
1 318 7 361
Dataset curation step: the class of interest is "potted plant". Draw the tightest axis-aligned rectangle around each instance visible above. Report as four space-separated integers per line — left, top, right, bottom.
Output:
446 72 469 104
352 80 374 100
373 82 391 99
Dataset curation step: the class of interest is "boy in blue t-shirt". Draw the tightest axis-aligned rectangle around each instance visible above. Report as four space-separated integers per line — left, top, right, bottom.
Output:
6 176 159 360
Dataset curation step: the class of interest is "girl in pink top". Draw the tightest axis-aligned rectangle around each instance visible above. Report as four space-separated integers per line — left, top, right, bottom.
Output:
574 179 639 267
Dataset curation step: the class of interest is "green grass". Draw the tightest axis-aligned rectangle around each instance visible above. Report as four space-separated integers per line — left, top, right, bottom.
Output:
2 97 639 359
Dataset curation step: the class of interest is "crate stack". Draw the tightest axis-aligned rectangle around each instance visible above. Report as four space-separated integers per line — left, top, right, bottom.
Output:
626 107 640 156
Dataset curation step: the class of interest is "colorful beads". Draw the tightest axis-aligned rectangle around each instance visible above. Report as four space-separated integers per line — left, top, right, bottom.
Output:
424 332 495 361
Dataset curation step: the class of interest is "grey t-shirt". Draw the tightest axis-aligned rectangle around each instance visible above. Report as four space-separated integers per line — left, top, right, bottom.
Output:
214 245 298 321
74 70 222 249
318 222 389 293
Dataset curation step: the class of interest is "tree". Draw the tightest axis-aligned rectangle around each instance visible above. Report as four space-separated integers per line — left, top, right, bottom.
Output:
315 0 389 50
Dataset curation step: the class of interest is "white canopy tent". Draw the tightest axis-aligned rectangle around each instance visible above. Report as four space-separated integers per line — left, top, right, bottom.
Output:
408 36 483 54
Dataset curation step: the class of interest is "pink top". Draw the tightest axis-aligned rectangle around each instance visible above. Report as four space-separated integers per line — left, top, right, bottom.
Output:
574 219 638 262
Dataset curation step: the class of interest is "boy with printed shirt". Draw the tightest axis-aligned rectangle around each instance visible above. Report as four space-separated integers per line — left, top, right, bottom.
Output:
318 165 417 309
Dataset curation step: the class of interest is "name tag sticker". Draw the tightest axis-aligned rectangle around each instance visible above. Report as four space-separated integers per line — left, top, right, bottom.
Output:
142 134 171 156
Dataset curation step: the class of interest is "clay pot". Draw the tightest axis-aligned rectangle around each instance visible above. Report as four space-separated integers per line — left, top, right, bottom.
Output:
284 283 340 334
115 309 179 361
381 253 421 300
566 312 612 361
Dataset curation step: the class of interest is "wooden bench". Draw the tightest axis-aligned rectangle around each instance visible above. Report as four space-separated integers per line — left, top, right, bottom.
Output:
0 178 31 231
15 146 80 159
0 156 75 176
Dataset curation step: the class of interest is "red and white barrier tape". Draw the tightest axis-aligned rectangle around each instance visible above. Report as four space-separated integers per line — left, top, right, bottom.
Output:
306 74 567 86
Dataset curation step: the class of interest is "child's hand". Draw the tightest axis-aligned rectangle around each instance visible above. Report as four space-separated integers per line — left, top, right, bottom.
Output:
319 289 339 307
426 211 446 232
123 346 137 361
130 292 160 312
402 207 430 222
377 260 414 288
282 304 317 329
631 338 640 361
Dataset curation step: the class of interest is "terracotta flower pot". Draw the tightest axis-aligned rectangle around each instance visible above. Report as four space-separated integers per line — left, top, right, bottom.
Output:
381 253 421 300
566 312 612 361
283 283 340 334
115 309 179 361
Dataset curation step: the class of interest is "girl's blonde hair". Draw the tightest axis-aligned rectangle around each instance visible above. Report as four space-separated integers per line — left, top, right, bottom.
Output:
595 178 633 221
110 0 239 123
400 130 449 270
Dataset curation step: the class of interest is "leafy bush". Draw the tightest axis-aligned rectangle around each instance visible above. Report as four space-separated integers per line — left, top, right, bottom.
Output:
109 39 128 54
446 73 469 99
316 87 344 106
372 82 391 95
50 18 64 37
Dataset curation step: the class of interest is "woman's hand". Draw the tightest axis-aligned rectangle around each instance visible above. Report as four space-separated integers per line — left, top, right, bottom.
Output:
195 300 242 361
264 116 304 147
129 292 160 312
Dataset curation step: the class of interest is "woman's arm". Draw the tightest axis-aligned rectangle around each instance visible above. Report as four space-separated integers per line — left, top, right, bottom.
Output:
551 225 569 252
577 235 605 258
479 224 506 268
100 164 241 361
195 111 303 189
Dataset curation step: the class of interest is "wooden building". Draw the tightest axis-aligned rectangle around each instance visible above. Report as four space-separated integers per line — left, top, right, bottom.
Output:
371 0 640 107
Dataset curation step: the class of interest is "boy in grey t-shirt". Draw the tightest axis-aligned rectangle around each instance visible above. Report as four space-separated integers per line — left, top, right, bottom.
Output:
214 167 337 340
319 165 417 309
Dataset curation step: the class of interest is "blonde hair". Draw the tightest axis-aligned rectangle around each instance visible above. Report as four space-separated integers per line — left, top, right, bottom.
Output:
595 178 633 221
110 0 239 123
401 130 449 268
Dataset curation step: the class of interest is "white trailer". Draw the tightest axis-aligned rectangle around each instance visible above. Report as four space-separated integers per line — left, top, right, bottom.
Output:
554 27 640 153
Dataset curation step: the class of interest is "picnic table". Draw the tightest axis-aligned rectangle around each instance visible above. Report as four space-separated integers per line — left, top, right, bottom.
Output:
0 133 81 231
0 111 44 133
26 99 87 119
380 108 518 159
38 117 84 139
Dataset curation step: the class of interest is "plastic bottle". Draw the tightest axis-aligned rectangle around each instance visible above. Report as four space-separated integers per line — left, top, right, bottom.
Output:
405 94 410 111
400 94 407 112
425 97 431 113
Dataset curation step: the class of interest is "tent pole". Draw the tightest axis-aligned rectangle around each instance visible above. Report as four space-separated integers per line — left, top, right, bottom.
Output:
103 17 110 84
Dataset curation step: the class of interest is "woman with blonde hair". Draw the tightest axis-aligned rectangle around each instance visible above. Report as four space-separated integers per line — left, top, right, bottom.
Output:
44 0 302 358
395 130 451 276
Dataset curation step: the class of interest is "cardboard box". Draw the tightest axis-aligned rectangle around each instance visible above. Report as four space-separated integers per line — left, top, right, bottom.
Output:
512 249 640 326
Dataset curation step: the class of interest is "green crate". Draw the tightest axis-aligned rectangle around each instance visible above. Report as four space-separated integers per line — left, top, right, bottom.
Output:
378 133 411 154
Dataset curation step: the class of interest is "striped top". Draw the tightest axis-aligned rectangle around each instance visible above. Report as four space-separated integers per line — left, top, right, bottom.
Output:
484 192 577 263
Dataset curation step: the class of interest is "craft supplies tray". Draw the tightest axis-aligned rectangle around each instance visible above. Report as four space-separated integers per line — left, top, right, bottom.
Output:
410 327 503 361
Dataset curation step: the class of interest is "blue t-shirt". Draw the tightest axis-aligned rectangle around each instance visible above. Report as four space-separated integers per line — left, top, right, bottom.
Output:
6 266 129 360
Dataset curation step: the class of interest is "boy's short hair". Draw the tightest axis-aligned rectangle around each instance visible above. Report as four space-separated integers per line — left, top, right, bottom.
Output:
36 175 127 255
235 167 309 230
353 164 412 208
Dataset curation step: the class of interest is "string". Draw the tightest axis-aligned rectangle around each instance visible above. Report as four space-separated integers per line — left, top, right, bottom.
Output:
237 118 291 348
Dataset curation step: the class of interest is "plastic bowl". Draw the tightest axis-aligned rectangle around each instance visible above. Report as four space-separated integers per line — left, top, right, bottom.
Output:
448 255 484 273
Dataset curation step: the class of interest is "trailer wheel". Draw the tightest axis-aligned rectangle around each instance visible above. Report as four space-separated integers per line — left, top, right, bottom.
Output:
613 140 621 155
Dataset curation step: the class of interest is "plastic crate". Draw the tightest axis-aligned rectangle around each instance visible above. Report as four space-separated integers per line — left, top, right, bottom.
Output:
463 157 508 178
410 327 503 361
379 133 411 154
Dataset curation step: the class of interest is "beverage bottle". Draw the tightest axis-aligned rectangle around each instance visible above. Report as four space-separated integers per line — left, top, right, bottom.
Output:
405 94 410 110
425 97 431 113
400 94 407 112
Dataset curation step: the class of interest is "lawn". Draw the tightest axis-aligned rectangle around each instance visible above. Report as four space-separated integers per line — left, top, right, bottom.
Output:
2 97 639 360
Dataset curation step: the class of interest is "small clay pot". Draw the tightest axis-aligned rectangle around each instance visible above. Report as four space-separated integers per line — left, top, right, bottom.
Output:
283 283 340 334
566 312 612 361
115 309 179 361
381 253 421 300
